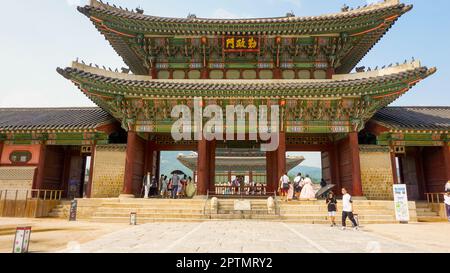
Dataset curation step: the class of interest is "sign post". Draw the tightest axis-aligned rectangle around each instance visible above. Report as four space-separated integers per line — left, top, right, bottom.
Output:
13 227 31 253
69 199 78 222
393 184 410 224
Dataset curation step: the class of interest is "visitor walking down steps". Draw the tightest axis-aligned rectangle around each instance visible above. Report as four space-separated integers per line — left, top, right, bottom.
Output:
341 188 359 230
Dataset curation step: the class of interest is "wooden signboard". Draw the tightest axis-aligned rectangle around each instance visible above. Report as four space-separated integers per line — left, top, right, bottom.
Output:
69 200 78 221
223 36 260 52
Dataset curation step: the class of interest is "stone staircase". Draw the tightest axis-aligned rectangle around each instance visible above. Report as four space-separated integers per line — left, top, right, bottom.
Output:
208 199 280 220
415 201 446 222
48 198 418 224
48 198 208 223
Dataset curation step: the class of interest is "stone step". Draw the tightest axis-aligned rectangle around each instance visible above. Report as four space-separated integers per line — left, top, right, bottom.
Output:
90 217 206 224
93 212 206 218
280 214 395 220
417 216 448 223
95 208 205 214
416 211 439 217
280 210 395 216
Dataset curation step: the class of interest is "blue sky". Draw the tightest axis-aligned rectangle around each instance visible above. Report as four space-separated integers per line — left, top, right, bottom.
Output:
0 0 448 107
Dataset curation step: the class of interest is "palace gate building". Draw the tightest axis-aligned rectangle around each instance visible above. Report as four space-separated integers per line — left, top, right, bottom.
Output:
0 0 448 202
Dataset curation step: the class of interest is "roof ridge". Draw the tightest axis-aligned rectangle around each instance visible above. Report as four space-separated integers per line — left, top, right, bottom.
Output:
85 0 409 22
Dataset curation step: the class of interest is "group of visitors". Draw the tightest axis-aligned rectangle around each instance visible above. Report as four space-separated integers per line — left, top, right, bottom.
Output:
325 188 359 230
142 172 193 199
278 173 320 202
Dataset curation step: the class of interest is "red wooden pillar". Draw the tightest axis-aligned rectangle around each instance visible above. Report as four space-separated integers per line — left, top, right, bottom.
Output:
33 144 47 190
349 132 363 196
266 151 277 192
414 147 427 199
197 138 209 196
228 171 232 184
329 142 341 193
442 145 450 181
144 140 156 176
208 140 216 192
249 171 253 184
61 147 72 198
86 143 96 198
276 132 286 182
155 151 161 180
122 131 138 197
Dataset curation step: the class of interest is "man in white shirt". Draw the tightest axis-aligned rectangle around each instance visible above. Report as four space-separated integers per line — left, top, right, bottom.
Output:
341 188 359 230
279 173 290 202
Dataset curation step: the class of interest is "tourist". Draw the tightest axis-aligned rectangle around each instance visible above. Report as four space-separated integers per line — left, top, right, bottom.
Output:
171 173 180 199
326 192 338 227
445 192 450 222
445 180 450 192
299 174 316 200
341 188 359 230
293 173 303 200
287 179 295 201
150 176 158 196
279 173 290 202
167 178 173 197
160 175 168 198
142 172 151 199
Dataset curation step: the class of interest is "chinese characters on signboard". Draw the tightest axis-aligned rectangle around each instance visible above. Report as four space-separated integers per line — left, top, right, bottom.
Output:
223 36 259 52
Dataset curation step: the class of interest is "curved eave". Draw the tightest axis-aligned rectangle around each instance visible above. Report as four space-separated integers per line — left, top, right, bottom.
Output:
57 63 436 100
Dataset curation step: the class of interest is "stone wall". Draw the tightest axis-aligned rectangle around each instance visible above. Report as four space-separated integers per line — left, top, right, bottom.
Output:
359 145 394 200
91 145 126 198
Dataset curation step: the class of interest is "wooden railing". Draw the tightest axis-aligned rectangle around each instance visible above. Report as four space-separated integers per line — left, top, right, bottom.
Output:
425 192 446 205
0 189 63 218
213 185 268 196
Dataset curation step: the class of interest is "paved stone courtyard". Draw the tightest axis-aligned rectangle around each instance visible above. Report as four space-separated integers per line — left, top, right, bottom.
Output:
1 218 449 253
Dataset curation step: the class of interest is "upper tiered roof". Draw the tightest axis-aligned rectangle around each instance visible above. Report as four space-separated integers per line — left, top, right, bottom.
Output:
77 0 413 75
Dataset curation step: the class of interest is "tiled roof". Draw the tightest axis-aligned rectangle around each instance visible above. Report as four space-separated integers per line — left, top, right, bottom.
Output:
0 107 114 132
80 0 410 32
372 107 450 131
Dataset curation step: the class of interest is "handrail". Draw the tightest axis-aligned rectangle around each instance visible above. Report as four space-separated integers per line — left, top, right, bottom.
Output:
213 185 268 196
425 192 446 205
0 189 63 201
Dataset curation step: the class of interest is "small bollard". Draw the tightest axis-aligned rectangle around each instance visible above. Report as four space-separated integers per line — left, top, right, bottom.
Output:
13 226 32 253
130 212 137 225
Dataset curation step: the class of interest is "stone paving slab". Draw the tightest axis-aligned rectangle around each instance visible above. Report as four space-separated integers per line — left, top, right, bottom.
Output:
59 221 431 253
